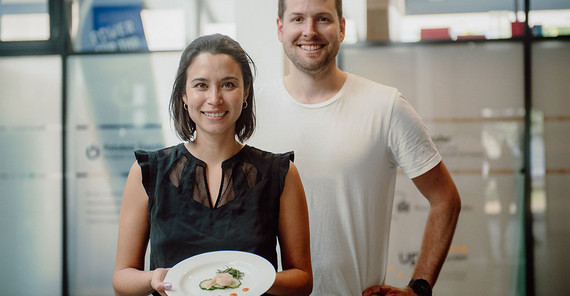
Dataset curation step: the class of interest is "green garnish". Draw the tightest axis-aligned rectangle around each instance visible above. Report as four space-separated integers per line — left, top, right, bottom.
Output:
216 267 244 280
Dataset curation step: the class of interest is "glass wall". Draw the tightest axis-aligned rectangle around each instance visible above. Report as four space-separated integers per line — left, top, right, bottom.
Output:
0 0 50 42
0 56 62 295
66 52 180 296
531 40 570 295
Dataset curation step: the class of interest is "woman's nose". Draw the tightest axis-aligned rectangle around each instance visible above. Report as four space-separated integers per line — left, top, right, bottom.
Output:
207 88 223 105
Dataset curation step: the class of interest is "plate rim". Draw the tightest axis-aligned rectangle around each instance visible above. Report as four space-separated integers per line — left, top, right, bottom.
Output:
164 250 276 296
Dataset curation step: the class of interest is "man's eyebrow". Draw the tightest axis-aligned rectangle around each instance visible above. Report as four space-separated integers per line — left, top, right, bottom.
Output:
287 11 334 17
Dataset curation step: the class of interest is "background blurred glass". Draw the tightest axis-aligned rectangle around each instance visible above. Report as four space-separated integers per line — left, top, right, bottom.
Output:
531 41 570 295
66 52 180 295
0 0 49 41
0 55 62 296
68 0 236 52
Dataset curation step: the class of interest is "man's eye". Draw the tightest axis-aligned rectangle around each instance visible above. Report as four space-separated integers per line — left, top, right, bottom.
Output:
293 17 303 22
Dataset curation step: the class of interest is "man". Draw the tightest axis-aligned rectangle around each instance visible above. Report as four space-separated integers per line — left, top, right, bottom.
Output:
248 0 461 295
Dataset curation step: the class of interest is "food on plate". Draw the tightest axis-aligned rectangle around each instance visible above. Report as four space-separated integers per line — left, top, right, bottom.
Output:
199 267 244 290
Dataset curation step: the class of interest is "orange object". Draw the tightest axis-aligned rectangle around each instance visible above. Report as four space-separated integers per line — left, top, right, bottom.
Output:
242 287 250 292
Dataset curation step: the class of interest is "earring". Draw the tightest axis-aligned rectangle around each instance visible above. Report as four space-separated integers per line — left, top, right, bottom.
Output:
243 100 248 109
184 103 189 110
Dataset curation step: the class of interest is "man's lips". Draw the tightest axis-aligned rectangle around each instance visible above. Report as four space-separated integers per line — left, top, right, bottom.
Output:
299 44 324 51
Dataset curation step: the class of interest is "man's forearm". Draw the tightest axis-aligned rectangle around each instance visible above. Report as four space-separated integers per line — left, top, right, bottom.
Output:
411 195 461 286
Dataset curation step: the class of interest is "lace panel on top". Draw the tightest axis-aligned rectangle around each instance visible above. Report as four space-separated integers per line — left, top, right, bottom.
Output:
241 162 258 189
167 149 265 209
189 165 236 209
216 169 235 208
192 165 210 207
168 156 187 188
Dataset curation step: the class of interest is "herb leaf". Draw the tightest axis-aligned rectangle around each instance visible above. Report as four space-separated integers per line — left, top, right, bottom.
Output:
216 267 244 280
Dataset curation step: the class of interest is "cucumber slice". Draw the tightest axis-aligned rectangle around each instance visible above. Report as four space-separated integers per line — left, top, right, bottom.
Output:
199 279 213 290
227 278 242 289
199 278 242 290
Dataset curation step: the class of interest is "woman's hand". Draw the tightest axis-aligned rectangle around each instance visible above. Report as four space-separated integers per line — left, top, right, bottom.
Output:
151 268 172 296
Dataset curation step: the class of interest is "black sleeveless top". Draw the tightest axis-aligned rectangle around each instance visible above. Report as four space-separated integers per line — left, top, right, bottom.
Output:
135 143 293 274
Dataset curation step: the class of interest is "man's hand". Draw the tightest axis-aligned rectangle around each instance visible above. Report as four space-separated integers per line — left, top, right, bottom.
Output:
362 284 417 296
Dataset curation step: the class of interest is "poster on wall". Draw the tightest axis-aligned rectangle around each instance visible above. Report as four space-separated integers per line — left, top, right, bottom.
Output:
81 4 148 52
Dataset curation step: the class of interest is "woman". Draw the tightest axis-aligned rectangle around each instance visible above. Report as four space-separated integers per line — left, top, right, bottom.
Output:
112 34 312 296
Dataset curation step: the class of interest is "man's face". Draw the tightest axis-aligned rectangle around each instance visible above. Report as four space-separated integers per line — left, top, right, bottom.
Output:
278 0 345 74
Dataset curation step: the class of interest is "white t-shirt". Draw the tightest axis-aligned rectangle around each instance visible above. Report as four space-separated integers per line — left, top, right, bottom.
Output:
248 73 441 295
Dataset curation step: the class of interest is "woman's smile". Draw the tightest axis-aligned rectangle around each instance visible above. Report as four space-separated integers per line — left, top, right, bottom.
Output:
202 111 228 118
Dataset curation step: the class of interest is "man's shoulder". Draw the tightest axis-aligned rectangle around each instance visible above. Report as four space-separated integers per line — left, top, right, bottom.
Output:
342 73 401 109
347 72 399 94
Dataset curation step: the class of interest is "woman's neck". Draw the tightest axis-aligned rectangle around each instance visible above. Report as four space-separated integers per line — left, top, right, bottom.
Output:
185 136 243 165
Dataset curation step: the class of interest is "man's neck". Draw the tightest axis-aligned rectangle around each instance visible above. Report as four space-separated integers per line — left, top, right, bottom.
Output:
283 64 348 105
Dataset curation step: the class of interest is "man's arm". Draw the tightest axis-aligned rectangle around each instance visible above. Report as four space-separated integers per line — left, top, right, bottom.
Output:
363 161 461 296
409 160 461 287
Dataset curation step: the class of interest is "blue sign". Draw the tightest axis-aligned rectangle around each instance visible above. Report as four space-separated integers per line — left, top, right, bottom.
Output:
84 4 148 52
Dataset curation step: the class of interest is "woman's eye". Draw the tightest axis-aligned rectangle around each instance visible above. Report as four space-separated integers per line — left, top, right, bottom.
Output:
195 83 207 89
222 81 236 88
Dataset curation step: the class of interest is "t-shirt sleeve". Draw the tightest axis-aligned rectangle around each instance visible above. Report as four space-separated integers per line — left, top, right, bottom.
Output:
388 93 442 179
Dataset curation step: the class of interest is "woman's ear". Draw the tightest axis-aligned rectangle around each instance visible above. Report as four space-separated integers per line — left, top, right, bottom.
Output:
243 89 250 105
182 93 189 107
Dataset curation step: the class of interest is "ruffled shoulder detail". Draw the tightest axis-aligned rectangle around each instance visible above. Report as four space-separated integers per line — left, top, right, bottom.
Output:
277 151 294 190
134 149 157 199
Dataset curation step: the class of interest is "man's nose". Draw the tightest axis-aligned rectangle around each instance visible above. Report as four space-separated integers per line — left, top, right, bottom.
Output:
302 19 318 38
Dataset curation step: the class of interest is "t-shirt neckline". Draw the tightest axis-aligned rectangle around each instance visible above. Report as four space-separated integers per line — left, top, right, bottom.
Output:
280 73 352 109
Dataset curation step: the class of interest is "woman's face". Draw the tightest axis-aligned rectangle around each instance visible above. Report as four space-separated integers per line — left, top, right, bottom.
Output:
182 53 248 140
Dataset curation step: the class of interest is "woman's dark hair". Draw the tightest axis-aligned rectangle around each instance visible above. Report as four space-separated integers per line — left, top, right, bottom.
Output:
170 33 256 142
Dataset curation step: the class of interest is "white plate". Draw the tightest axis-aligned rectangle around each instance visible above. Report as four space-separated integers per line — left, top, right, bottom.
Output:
164 250 276 296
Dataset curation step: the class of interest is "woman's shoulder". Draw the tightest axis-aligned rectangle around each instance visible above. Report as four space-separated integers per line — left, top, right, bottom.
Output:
135 143 186 164
244 145 294 162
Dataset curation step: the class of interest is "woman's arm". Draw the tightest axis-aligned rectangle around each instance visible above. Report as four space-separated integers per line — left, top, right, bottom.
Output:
266 161 313 296
112 161 170 296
